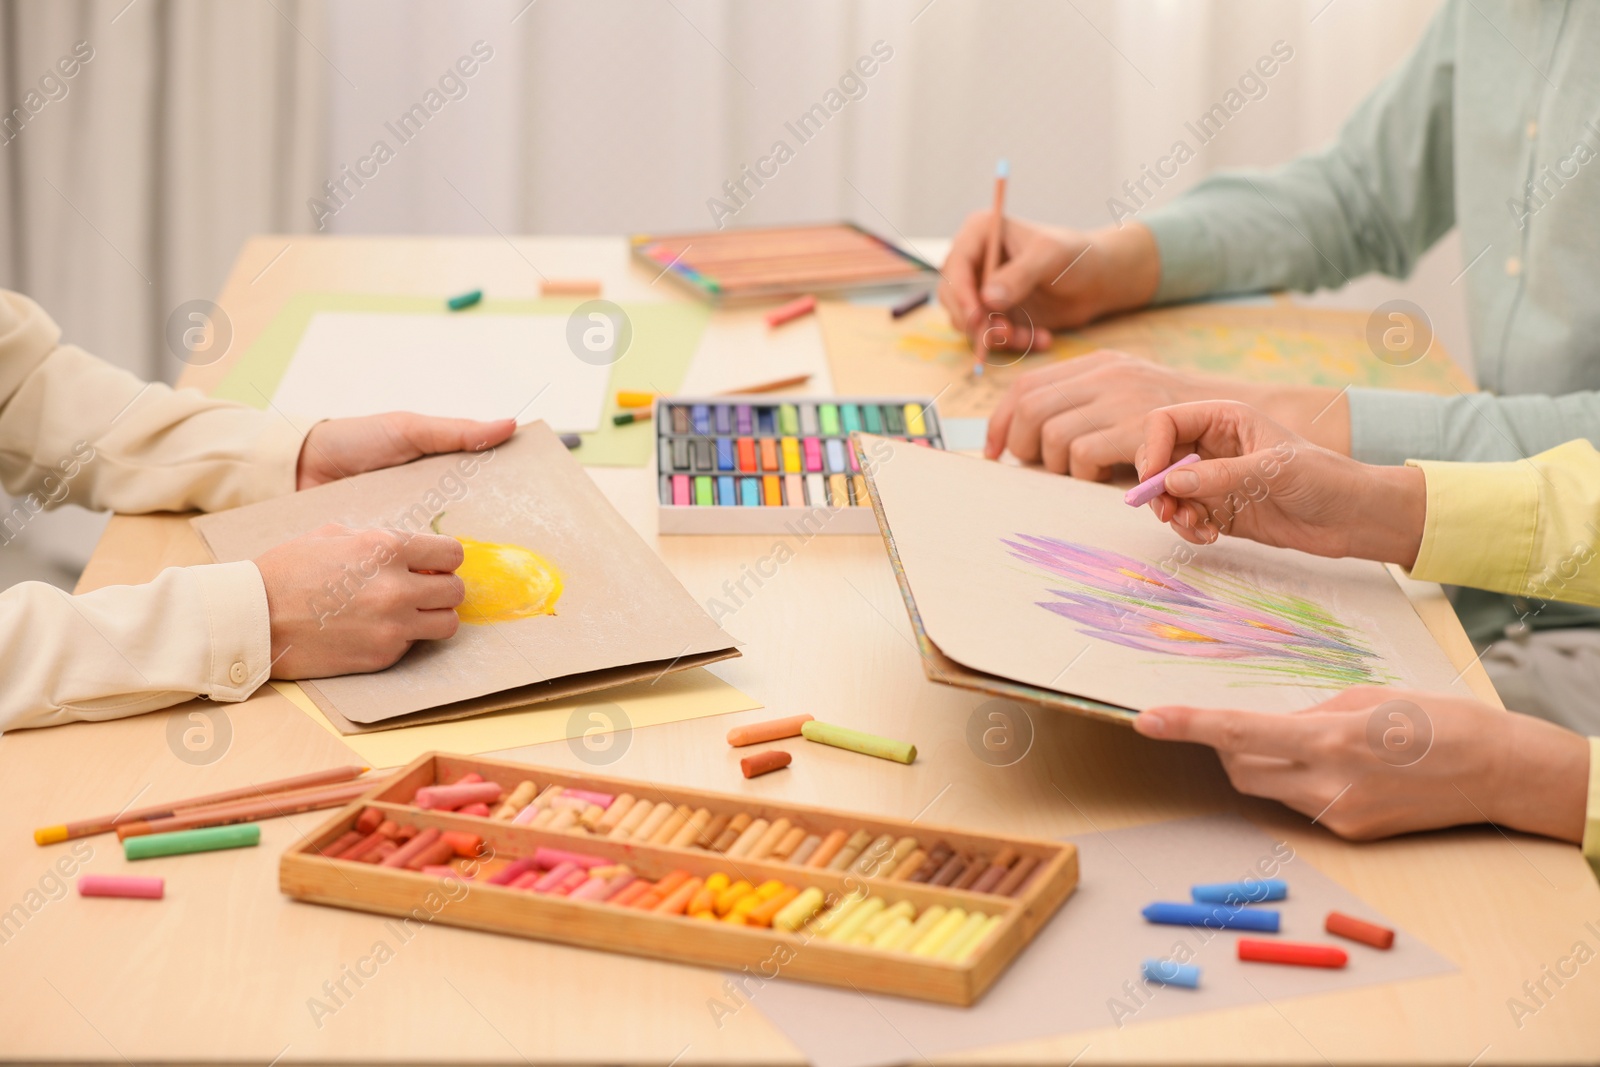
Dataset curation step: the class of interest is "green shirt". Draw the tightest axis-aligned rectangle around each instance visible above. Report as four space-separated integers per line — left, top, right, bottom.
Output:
1144 0 1600 468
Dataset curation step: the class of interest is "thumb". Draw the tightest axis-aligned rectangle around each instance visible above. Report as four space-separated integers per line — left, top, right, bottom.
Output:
981 237 1078 311
1161 455 1263 500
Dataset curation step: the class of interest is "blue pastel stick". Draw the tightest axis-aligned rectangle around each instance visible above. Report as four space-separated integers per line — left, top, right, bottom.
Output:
692 404 711 435
717 476 734 504
1142 902 1280 932
1142 959 1201 989
1191 879 1287 905
716 439 735 471
739 478 761 507
714 405 732 434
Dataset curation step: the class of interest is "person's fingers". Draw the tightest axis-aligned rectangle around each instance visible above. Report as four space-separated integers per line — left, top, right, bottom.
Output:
1037 407 1127 476
401 532 466 573
1067 427 1132 482
986 353 1128 459
1300 685 1404 714
394 413 517 456
1009 385 1097 465
1133 704 1316 760
938 211 992 330
1216 753 1321 810
1161 455 1268 500
410 607 462 642
980 226 1076 311
407 571 467 611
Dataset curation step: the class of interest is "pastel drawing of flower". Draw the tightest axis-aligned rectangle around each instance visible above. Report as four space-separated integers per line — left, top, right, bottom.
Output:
1003 534 1395 688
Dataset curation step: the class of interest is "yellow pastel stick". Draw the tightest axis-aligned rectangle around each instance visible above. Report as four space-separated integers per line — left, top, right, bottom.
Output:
714 880 754 916
781 437 802 472
617 390 656 408
773 887 826 931
952 914 1005 962
829 897 885 942
903 403 927 436
871 914 916 951
809 894 863 937
861 899 915 939
910 908 968 957
898 904 947 950
934 911 991 961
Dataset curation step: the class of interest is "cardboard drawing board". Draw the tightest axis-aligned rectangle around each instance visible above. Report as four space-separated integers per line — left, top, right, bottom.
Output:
192 424 738 731
856 434 1467 719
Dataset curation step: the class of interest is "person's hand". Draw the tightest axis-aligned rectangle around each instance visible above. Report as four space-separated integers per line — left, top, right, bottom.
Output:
1132 687 1590 844
984 350 1265 476
254 524 466 678
937 217 1161 353
1135 400 1425 565
296 413 517 490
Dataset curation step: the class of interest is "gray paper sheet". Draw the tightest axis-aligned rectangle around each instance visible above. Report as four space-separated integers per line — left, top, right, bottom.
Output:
746 814 1456 1067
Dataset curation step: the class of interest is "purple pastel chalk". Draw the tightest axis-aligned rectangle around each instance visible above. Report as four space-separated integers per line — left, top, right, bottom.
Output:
1124 452 1200 508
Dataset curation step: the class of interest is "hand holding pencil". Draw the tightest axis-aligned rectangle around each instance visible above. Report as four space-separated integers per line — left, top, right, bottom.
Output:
936 188 1163 355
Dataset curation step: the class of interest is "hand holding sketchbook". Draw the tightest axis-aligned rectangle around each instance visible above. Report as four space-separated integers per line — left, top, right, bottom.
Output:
192 424 738 732
856 435 1466 720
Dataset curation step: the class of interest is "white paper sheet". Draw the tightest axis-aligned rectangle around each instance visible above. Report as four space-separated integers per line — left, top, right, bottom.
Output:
272 312 611 432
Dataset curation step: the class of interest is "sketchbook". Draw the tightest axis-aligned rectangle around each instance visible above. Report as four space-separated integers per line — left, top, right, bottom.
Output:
854 434 1466 721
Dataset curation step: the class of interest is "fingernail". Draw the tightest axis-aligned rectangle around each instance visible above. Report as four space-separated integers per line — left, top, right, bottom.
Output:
1166 470 1199 494
1136 711 1165 736
982 283 1009 305
1176 507 1192 528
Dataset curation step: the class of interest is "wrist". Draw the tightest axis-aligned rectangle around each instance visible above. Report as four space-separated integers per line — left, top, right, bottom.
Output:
1257 386 1351 453
1084 222 1160 319
1342 464 1425 567
1488 713 1591 844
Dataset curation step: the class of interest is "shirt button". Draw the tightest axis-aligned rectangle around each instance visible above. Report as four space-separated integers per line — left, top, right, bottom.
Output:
1505 255 1522 276
229 661 249 685
1526 120 1538 139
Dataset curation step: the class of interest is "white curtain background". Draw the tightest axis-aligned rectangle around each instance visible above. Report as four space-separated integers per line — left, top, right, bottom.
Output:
0 0 1458 574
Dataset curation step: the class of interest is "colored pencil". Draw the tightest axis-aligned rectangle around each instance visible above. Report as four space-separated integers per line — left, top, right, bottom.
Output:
977 158 1009 378
33 764 370 845
115 777 390 839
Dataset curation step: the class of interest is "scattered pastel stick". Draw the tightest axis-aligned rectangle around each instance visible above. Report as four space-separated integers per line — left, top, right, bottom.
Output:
1124 452 1200 508
1238 938 1348 969
612 408 653 426
124 823 261 861
766 294 817 328
1141 901 1280 932
541 278 602 296
801 720 916 764
414 782 503 810
1325 910 1395 949
726 714 815 747
561 433 583 449
1142 959 1200 989
617 390 656 408
1191 878 1287 904
446 288 483 311
891 290 932 318
78 874 164 900
741 750 793 778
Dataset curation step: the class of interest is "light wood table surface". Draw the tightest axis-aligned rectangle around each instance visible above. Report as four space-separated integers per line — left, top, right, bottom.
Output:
1 237 1596 1065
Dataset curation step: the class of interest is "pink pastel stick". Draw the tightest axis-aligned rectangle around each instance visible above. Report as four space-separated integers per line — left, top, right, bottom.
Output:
532 847 607 870
548 867 589 896
510 803 541 825
488 856 539 886
450 772 486 785
1124 452 1200 508
567 876 614 902
561 789 615 808
510 870 541 890
598 872 637 901
78 875 164 900
457 803 491 817
532 861 579 893
413 781 502 810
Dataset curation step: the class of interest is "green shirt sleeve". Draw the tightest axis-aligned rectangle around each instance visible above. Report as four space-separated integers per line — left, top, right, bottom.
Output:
1142 2 1458 304
1349 387 1600 465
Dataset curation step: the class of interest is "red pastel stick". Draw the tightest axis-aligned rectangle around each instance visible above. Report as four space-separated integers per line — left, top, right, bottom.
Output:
766 294 816 328
1237 938 1348 969
1325 910 1395 949
78 875 164 900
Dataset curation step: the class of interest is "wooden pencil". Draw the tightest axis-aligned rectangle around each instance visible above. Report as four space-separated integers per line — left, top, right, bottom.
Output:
33 764 370 845
116 777 389 840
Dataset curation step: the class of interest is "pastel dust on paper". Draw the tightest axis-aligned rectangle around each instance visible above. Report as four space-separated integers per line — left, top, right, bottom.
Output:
433 512 564 624
1004 535 1399 689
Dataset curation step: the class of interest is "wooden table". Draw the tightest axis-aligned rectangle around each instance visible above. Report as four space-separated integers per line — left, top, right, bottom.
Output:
1 237 1595 1065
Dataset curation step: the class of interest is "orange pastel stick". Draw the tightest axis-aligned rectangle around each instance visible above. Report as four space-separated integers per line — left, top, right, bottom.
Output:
608 880 654 908
747 886 802 928
440 831 484 858
726 714 815 748
805 829 849 868
654 876 705 915
355 807 384 833
741 750 792 779
405 838 457 871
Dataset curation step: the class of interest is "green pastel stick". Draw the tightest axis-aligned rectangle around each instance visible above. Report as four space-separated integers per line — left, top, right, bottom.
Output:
124 823 261 860
801 721 917 764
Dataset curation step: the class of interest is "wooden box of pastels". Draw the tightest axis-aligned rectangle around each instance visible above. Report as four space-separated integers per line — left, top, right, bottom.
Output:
280 752 1077 1005
656 396 946 534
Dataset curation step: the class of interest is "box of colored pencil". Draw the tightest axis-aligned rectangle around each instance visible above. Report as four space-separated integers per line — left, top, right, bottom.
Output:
629 223 936 304
657 395 945 534
281 752 1078 1005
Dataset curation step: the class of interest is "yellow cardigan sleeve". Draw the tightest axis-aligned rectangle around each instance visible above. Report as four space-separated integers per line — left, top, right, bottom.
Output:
1407 439 1600 608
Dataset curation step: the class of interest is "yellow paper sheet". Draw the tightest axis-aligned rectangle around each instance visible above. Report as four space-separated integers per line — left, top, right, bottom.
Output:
273 668 761 768
820 300 1475 418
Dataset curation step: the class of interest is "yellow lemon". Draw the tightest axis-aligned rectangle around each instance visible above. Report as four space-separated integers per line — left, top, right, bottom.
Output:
433 514 563 624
